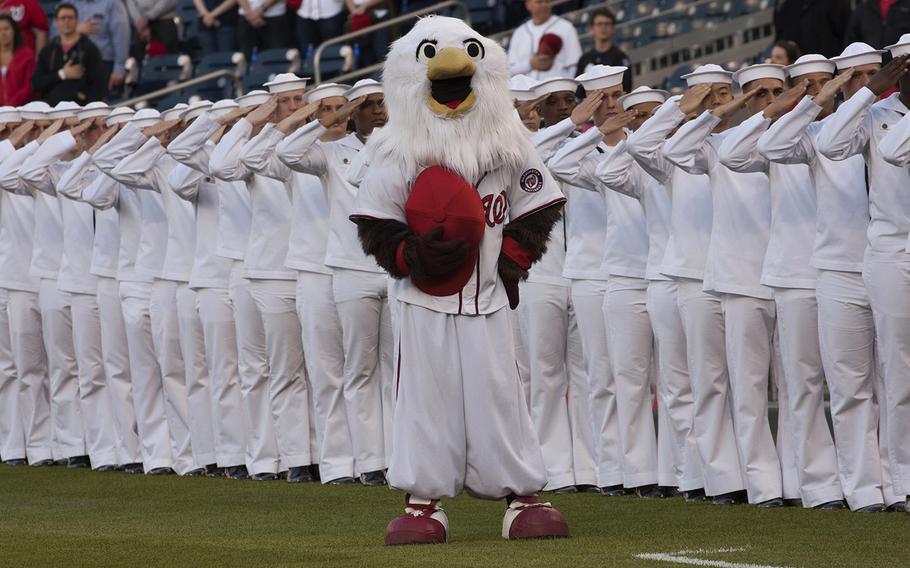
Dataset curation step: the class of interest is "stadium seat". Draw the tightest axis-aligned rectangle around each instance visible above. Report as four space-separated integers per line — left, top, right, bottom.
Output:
192 52 244 101
251 48 301 75
243 69 276 92
154 91 189 111
464 0 498 34
39 0 54 21
137 54 192 95
316 45 349 80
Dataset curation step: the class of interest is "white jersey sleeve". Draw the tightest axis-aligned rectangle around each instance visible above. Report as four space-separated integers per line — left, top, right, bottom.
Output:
350 154 407 222
758 96 822 165
507 22 534 76
507 143 566 221
816 86 875 161
662 110 722 175
718 112 772 174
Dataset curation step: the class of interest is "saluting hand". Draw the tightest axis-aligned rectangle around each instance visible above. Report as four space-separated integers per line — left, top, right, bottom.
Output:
571 90 606 126
867 54 910 96
711 87 760 120
813 69 855 108
678 84 712 115
762 80 808 121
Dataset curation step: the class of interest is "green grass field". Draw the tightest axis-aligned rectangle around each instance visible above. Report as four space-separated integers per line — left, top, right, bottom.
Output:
0 465 905 567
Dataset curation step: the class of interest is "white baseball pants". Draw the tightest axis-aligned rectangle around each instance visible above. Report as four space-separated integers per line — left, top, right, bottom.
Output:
248 278 311 470
332 268 393 475
195 286 247 468
388 303 547 500
118 281 173 472
176 283 216 468
228 264 278 475
296 271 354 482
0 288 25 461
675 279 744 496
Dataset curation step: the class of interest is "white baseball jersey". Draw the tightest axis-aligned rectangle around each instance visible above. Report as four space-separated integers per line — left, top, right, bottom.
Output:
0 140 38 293
351 145 565 315
507 15 583 80
663 111 773 300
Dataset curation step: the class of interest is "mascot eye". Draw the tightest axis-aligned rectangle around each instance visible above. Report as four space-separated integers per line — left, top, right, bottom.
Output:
417 41 437 63
464 39 484 60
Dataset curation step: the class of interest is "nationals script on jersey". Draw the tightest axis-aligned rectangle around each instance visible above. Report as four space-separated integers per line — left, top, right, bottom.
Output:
351 146 565 315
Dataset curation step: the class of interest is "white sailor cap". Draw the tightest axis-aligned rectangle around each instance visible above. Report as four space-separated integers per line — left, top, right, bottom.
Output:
264 73 309 94
733 63 787 88
106 106 135 126
533 77 578 97
77 102 111 121
619 86 670 110
305 83 350 103
160 103 188 122
831 42 885 71
47 101 82 120
681 64 734 86
885 33 910 58
128 108 161 128
209 99 239 118
182 100 213 121
19 101 52 120
785 54 836 78
575 65 626 91
0 106 21 123
236 90 271 107
345 79 383 100
509 74 539 101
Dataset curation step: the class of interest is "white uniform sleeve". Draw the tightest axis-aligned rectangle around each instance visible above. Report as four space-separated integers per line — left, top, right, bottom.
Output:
110 137 167 191
20 131 79 196
594 141 644 199
0 141 40 196
240 124 292 181
532 118 575 163
275 120 330 176
757 96 821 165
209 118 254 182
507 24 533 76
81 172 120 210
168 113 221 174
879 107 910 166
350 156 409 223
57 152 98 201
662 110 721 175
92 123 147 174
625 100 683 183
718 112 771 173
816 86 876 161
508 144 566 221
548 126 604 188
168 162 204 201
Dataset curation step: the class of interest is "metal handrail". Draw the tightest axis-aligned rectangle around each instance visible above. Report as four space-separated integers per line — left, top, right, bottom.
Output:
312 0 471 84
116 69 235 108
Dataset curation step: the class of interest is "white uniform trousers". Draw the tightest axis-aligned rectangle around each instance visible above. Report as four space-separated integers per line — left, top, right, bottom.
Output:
118 281 173 472
6 289 51 463
148 279 195 474
296 270 354 482
511 307 531 408
332 268 393 475
873 357 905 507
195 287 247 468
389 302 547 499
771 330 801 502
772 287 843 507
647 280 703 491
96 277 141 466
248 278 311 470
38 278 85 459
675 279 744 496
175 283 216 468
69 291 119 467
0 288 25 461
228 264 278 475
722 293 783 503
570 278 622 487
656 384 677 488
863 251 910 496
517 281 597 490
817 269 893 509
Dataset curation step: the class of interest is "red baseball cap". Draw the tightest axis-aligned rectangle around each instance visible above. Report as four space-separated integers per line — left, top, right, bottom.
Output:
538 33 563 57
405 166 485 297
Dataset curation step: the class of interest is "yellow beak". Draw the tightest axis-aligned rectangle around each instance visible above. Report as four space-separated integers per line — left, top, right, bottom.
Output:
427 48 476 81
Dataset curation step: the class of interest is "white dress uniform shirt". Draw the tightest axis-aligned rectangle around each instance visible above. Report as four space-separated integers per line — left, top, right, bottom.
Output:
507 15 583 80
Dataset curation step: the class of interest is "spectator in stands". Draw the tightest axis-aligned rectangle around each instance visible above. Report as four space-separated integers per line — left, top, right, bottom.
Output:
0 0 48 53
576 7 631 92
847 0 910 49
768 39 800 66
0 13 34 105
295 0 345 53
237 0 288 60
773 0 851 59
347 0 391 67
32 2 105 104
125 0 179 56
195 0 239 53
57 0 131 99
508 0 582 80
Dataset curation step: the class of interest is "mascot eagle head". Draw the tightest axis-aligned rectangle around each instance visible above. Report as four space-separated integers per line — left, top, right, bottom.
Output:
367 15 532 182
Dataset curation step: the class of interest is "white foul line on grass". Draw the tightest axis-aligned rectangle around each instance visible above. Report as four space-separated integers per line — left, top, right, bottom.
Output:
633 547 792 568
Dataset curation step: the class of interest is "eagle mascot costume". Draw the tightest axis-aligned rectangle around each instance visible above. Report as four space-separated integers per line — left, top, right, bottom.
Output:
350 16 569 545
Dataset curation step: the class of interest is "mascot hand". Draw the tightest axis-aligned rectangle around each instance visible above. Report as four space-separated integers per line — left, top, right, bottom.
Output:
497 252 528 310
411 226 469 278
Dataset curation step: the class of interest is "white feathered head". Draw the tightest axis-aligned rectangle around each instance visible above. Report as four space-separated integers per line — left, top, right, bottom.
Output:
368 16 531 181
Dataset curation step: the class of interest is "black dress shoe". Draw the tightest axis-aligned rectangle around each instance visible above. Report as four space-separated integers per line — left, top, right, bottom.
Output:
287 466 316 483
205 464 225 478
308 464 321 482
553 485 578 494
855 503 885 513
636 484 665 499
757 498 784 508
123 463 144 474
327 476 357 485
600 484 627 497
147 467 175 476
276 470 288 480
226 465 249 480
684 488 707 503
660 486 682 498
360 470 387 486
712 490 747 505
94 464 119 472
814 500 847 511
252 472 278 481
783 498 803 507
576 484 601 493
184 467 207 477
885 501 907 513
67 455 91 469
3 458 27 466
53 458 68 466
31 459 54 467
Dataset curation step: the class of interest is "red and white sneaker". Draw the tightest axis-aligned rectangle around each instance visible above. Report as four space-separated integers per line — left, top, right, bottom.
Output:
502 495 570 540
385 495 449 546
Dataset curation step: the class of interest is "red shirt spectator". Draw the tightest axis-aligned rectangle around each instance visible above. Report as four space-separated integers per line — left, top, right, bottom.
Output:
0 0 49 53
0 12 34 105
